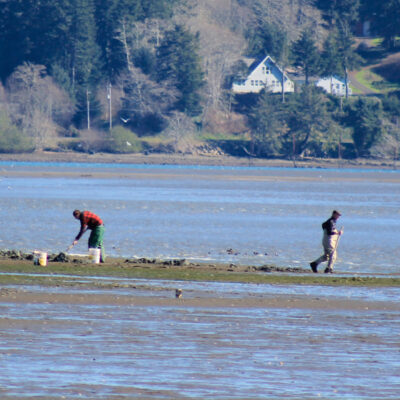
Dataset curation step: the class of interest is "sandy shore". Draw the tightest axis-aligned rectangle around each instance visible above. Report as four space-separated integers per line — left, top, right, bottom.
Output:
0 150 397 169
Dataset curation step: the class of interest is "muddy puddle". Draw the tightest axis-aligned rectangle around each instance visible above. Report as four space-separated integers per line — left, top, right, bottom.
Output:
0 279 399 399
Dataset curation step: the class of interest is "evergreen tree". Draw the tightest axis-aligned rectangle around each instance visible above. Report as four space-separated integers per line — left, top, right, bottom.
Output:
316 0 360 27
317 0 361 99
321 34 342 78
290 29 320 85
156 25 204 116
68 0 103 126
336 25 362 99
0 0 35 78
286 85 329 157
142 0 177 19
28 0 72 67
94 0 144 80
0 0 72 79
371 1 400 49
69 0 102 87
248 92 287 156
246 21 286 61
343 97 383 156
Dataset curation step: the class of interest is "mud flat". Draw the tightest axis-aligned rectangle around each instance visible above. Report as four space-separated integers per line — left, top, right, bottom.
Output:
1 259 400 399
1 251 400 287
1 251 400 399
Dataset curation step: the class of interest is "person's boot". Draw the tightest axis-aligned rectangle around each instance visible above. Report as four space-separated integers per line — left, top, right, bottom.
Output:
310 262 318 273
324 267 333 273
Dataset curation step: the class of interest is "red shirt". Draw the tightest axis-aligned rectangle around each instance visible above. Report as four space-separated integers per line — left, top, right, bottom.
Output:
75 211 103 240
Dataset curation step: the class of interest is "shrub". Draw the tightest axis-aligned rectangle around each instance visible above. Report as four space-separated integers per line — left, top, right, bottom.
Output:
108 126 143 153
0 112 34 153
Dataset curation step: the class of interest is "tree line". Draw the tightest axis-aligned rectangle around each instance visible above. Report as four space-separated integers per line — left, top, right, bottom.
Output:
0 0 399 159
237 0 400 159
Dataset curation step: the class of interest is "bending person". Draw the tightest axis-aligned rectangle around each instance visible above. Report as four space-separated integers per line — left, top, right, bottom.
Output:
71 209 106 263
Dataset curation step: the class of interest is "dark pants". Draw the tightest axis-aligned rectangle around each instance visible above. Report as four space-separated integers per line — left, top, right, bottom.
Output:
88 225 105 262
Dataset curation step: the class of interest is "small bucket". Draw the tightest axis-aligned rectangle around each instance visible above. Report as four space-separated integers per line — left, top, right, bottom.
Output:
33 251 47 266
88 248 101 264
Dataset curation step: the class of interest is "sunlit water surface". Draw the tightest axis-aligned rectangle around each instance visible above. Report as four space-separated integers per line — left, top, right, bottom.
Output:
1 161 400 274
1 161 400 398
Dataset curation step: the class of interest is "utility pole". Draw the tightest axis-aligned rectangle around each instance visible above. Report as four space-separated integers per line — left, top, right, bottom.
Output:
338 97 343 167
107 83 112 131
86 88 90 130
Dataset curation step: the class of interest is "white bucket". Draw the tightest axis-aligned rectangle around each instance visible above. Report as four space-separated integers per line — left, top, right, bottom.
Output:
88 248 101 264
33 251 47 266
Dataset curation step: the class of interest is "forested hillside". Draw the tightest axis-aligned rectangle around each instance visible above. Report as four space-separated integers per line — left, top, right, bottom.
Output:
0 0 399 160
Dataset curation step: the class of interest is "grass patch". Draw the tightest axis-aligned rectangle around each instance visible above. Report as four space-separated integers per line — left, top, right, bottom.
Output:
355 69 382 93
355 68 400 94
370 38 384 47
199 132 249 141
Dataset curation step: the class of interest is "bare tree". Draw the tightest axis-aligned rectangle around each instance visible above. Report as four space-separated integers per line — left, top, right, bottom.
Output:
115 16 174 72
370 119 400 163
120 67 178 116
6 63 74 149
179 0 246 123
165 111 197 153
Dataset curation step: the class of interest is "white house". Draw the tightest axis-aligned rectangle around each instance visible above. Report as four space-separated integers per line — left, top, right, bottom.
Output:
315 76 352 96
232 55 294 94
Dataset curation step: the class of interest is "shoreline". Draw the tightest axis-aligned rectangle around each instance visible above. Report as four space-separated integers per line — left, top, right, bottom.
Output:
0 150 398 170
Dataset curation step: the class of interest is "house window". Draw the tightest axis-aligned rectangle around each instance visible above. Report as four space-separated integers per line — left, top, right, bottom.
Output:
266 67 271 74
255 80 258 86
251 80 254 86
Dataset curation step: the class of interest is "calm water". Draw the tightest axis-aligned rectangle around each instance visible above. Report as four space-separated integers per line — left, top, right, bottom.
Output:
1 161 400 399
1 161 400 274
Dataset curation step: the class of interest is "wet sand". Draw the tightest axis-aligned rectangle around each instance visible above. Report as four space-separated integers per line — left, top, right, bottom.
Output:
1 278 399 399
1 253 400 399
1 287 399 311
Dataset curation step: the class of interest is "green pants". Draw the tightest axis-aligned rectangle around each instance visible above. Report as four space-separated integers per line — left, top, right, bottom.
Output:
88 225 105 262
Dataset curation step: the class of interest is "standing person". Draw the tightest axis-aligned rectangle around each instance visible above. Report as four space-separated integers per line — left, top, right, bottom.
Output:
310 210 343 273
71 209 106 262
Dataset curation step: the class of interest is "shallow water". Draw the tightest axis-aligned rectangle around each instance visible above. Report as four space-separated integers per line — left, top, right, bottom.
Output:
1 161 400 274
1 280 399 399
1 162 400 399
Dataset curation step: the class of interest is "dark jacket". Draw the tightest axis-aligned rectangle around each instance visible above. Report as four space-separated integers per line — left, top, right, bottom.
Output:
322 217 337 236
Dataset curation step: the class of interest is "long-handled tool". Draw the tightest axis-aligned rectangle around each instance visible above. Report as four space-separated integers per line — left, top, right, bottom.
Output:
334 226 344 253
66 244 74 253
